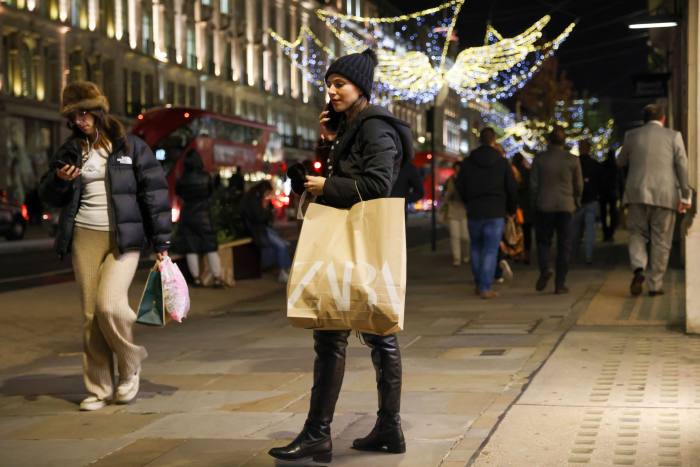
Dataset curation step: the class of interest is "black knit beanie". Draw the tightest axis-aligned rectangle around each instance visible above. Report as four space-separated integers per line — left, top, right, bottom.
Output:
324 49 378 100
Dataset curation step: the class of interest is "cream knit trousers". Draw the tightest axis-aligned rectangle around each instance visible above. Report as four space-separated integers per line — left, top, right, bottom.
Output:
72 227 146 400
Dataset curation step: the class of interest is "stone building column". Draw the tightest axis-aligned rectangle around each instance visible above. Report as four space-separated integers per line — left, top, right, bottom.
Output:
275 0 287 96
685 0 700 333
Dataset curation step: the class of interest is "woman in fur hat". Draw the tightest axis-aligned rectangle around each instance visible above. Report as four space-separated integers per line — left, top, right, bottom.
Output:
39 81 172 411
268 49 411 463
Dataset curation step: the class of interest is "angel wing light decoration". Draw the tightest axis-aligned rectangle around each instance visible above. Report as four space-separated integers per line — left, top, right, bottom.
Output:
270 0 576 104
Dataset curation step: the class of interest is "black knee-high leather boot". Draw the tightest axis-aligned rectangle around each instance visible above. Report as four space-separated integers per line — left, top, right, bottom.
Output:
352 333 405 454
269 330 349 462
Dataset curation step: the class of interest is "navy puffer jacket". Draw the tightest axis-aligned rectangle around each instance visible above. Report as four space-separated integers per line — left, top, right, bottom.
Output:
39 134 172 258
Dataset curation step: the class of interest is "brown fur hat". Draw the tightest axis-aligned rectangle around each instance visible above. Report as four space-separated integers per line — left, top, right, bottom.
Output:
60 81 110 117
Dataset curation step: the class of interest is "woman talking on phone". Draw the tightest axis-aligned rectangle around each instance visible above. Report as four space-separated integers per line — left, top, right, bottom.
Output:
39 82 172 411
269 49 413 462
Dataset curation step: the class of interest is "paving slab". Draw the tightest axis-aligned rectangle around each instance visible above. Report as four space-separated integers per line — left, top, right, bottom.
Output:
127 411 294 439
8 412 164 440
120 390 293 414
0 439 129 467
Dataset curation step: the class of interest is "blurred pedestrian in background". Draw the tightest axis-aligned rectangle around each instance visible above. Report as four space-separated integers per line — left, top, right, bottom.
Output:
571 140 601 264
617 104 691 297
241 180 291 283
599 149 621 242
39 81 171 411
531 126 582 294
456 127 517 299
443 161 470 266
390 159 424 215
175 150 223 288
229 165 245 195
512 153 533 264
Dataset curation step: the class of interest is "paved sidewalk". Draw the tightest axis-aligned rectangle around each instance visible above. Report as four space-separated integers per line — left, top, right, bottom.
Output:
0 238 621 466
471 251 692 466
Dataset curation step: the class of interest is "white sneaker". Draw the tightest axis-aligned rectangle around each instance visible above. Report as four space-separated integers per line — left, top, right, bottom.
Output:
278 269 290 283
452 259 461 267
115 371 140 404
80 396 109 411
499 259 513 280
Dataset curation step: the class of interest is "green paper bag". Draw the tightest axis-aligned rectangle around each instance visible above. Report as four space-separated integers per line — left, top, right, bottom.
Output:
136 268 165 327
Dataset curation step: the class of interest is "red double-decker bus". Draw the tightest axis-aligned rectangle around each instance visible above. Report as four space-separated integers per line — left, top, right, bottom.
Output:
131 107 278 221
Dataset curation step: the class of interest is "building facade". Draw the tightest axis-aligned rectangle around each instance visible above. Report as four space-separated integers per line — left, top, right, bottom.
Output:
0 0 473 206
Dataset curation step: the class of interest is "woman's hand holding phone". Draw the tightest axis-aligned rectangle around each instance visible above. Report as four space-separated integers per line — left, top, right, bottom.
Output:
304 175 326 196
319 110 337 142
56 163 81 181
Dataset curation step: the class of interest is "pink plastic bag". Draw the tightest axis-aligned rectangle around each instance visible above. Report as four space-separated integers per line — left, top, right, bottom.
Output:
159 256 190 322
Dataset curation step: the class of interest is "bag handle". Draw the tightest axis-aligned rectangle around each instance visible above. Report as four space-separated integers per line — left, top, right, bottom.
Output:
354 180 365 219
354 180 363 202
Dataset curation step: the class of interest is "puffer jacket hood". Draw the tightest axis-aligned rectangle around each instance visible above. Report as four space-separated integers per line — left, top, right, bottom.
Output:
354 105 414 167
469 145 503 167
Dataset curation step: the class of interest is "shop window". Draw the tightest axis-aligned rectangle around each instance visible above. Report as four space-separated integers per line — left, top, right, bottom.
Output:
188 86 196 107
130 70 142 115
142 10 153 54
144 74 155 108
186 25 196 69
71 0 88 29
166 80 175 105
19 42 34 98
177 83 186 106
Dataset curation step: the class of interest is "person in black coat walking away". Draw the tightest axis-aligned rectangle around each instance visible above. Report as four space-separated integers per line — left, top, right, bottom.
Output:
39 81 171 411
390 160 424 212
571 140 601 264
240 180 291 283
599 149 621 242
176 151 222 288
229 165 245 195
268 48 410 463
531 126 583 294
456 127 518 299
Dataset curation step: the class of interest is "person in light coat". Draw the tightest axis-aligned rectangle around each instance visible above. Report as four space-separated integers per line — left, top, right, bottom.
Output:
617 104 692 296
444 161 470 266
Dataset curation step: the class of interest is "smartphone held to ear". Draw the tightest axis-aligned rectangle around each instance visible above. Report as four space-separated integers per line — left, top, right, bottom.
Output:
324 103 342 132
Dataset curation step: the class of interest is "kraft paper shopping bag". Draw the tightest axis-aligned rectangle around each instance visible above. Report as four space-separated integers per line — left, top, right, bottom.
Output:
287 198 406 335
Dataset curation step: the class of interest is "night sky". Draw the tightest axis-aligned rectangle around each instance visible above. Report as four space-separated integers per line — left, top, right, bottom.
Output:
383 0 652 126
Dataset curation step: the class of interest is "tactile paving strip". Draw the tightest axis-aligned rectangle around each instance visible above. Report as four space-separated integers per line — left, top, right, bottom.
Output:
473 401 700 466
472 330 700 467
520 332 700 408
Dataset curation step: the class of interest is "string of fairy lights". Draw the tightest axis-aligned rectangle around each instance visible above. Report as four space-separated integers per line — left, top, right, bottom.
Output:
269 1 576 104
480 101 616 159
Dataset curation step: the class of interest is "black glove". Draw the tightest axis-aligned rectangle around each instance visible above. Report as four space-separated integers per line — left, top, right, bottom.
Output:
287 162 307 195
